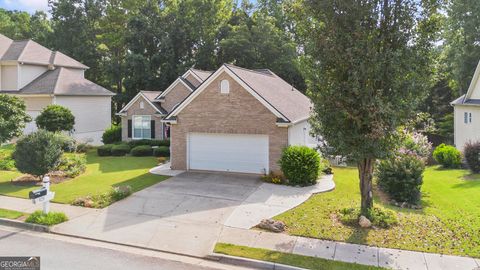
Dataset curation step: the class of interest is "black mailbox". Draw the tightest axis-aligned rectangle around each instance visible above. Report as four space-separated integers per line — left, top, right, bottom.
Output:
29 188 47 199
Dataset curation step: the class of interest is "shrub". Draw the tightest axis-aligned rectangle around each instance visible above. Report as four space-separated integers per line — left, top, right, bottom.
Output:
13 130 63 178
0 151 15 170
401 131 432 161
102 125 122 144
36 105 75 132
464 141 480 173
97 144 114 156
261 172 285 185
278 146 320 186
339 206 398 228
54 133 77 153
111 144 131 156
72 185 132 208
157 157 168 164
130 145 152 156
25 210 68 226
153 146 170 157
433 143 462 168
376 153 425 204
56 154 86 178
128 139 170 148
76 143 92 153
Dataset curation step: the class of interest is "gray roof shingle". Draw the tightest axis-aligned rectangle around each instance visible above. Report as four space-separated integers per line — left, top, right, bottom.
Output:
0 34 88 69
225 64 312 123
190 69 213 81
0 67 114 96
451 94 480 106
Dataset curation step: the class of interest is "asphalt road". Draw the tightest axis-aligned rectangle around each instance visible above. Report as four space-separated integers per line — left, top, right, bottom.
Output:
0 226 253 270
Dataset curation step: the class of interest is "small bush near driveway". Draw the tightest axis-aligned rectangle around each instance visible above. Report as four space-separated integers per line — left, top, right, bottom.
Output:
131 145 152 156
376 153 425 205
463 141 480 173
72 185 132 208
433 144 462 168
278 146 321 186
111 144 131 156
26 210 68 226
97 144 114 156
339 206 398 228
153 146 169 157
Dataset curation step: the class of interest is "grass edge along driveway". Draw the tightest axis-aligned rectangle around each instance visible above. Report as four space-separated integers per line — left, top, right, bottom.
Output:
0 149 169 205
275 166 480 258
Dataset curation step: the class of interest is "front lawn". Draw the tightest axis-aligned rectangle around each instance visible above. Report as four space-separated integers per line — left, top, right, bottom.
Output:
0 149 168 204
0 208 26 220
214 243 385 270
275 166 480 258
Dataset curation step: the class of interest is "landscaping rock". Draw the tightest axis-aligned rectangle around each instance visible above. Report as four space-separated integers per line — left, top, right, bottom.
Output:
258 219 286 233
359 215 372 228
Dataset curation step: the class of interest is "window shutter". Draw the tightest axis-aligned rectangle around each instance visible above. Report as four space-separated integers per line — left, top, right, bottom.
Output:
128 120 132 138
151 120 155 139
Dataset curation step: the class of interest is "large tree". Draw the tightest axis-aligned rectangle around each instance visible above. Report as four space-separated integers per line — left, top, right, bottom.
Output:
300 0 437 214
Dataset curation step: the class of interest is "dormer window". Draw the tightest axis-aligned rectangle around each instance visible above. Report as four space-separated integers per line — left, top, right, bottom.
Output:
140 101 144 109
220 79 230 94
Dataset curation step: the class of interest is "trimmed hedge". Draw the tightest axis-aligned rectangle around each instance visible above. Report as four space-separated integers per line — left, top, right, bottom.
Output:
433 143 462 168
464 141 480 173
153 146 170 157
111 144 131 156
278 146 320 186
128 139 170 148
97 144 114 156
130 145 152 156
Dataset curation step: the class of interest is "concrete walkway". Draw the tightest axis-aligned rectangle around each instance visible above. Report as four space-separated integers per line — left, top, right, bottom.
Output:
218 227 480 270
0 195 98 220
224 174 335 229
149 162 185 176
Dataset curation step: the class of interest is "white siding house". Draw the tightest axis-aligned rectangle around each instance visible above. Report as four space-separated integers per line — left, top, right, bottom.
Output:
451 60 480 150
0 34 114 145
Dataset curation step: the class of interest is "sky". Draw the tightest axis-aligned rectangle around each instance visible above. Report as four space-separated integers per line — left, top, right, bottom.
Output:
0 0 49 13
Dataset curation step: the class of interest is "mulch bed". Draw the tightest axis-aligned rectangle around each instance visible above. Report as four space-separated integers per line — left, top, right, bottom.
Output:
11 171 70 186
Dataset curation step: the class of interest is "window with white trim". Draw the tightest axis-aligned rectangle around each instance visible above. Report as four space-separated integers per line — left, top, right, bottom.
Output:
464 112 468 124
140 101 144 109
133 115 151 139
220 79 230 94
469 112 472 123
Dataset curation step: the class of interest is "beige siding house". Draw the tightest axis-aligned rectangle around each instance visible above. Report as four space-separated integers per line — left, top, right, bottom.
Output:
0 34 114 145
451 60 480 150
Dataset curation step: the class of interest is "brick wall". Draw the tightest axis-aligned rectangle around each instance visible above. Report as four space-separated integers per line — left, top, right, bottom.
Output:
162 82 192 112
170 72 288 173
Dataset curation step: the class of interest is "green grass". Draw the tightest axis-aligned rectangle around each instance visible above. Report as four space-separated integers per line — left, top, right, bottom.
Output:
0 148 169 205
275 166 480 258
0 208 26 219
25 210 68 226
214 243 385 270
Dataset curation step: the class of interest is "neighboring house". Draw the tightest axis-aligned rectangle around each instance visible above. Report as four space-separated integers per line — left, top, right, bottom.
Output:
451 60 480 150
161 64 317 174
0 34 114 145
117 68 212 141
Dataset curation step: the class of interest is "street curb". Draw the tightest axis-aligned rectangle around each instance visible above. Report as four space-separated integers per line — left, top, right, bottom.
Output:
0 218 50 232
207 253 306 270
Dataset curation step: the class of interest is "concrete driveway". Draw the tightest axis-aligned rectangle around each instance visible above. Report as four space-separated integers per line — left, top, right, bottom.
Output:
52 171 334 257
52 172 262 256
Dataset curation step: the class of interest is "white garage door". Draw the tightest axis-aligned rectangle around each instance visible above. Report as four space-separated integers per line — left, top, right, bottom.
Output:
188 133 269 174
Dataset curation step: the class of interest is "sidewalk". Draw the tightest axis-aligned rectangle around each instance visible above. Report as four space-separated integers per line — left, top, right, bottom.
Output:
218 227 480 270
0 195 99 219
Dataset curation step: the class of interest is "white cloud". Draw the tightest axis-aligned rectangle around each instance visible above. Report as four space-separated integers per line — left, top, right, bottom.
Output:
3 0 49 13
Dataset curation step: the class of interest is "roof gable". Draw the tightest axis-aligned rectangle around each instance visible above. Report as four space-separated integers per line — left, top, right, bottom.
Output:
118 91 165 115
164 65 289 122
156 77 194 99
465 60 480 100
0 34 13 58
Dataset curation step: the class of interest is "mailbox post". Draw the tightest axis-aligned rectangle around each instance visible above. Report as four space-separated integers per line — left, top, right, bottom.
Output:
29 176 55 214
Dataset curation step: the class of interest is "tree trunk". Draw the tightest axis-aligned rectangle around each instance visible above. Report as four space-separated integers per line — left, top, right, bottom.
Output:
357 158 375 216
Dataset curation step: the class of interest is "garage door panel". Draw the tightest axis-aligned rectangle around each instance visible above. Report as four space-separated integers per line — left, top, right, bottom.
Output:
188 133 268 174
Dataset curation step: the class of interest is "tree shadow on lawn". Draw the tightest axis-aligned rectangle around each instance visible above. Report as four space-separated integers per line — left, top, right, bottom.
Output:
452 179 480 189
